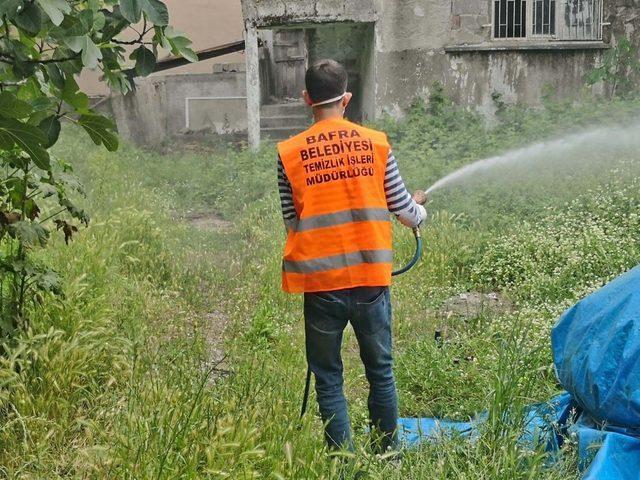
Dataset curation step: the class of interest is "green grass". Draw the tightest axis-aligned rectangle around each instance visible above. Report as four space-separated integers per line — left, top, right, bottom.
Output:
1 95 640 478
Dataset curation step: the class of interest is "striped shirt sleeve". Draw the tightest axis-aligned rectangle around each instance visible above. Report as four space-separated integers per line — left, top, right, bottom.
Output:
277 156 297 227
385 150 423 227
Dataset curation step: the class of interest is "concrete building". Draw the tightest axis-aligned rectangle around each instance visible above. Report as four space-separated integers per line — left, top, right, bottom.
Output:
241 0 640 148
109 0 639 148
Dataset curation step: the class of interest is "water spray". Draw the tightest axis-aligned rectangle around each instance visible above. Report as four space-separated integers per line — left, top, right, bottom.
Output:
423 121 640 195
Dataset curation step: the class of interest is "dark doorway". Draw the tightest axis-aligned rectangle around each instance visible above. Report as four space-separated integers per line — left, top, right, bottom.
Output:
306 23 374 123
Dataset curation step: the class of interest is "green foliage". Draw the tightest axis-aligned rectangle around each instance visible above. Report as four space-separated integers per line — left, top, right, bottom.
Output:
0 151 88 332
587 37 640 99
473 177 640 311
0 0 193 335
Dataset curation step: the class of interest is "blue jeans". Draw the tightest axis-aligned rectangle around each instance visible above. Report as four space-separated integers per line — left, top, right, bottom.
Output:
304 286 398 451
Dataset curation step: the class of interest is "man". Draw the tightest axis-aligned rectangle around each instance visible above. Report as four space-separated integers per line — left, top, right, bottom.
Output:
277 59 427 451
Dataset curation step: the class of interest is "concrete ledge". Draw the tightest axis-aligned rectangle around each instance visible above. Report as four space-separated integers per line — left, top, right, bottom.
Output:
445 41 610 53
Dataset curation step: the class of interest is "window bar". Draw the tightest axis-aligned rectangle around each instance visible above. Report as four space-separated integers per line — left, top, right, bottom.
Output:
599 0 603 39
597 0 601 38
583 0 587 39
501 0 506 37
591 0 596 38
557 0 561 38
581 0 585 39
585 0 589 38
592 0 596 39
560 0 569 39
545 0 549 34
574 0 579 39
538 0 542 35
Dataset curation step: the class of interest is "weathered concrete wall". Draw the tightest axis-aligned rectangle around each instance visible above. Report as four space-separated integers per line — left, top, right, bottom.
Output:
372 0 614 117
242 0 377 27
110 78 167 148
163 71 247 134
607 0 640 45
111 68 247 148
376 48 603 117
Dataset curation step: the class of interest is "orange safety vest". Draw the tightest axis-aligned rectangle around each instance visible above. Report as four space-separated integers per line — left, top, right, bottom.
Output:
277 117 392 293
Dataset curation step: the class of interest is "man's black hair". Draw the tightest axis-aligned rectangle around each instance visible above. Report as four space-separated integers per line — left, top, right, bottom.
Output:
305 59 348 108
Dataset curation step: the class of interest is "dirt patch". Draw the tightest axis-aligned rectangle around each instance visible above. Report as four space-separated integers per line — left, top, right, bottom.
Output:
184 211 232 231
179 211 234 378
201 310 229 376
439 292 514 321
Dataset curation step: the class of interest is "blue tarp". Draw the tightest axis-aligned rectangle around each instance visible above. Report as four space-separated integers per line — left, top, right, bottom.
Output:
399 265 640 479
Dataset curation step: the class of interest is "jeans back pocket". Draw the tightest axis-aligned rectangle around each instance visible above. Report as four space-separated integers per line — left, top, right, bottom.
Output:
304 292 347 333
354 288 390 335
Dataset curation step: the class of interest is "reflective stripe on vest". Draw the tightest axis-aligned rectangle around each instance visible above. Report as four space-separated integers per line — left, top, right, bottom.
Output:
277 118 392 293
291 208 390 233
283 249 393 274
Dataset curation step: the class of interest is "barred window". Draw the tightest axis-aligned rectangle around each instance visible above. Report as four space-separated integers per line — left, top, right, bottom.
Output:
492 0 603 40
532 0 556 35
494 0 526 38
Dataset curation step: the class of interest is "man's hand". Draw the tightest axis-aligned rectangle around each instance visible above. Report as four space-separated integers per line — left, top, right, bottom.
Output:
412 190 428 206
411 190 428 226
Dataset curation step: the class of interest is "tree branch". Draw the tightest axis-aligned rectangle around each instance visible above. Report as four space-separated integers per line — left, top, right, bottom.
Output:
113 21 153 46
0 52 81 65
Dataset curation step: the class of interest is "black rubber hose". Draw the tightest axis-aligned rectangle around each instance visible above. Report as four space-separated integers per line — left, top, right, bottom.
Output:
392 227 423 277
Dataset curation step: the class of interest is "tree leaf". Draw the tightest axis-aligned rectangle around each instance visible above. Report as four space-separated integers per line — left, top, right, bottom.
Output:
77 113 118 151
119 0 141 23
34 268 62 294
131 45 156 76
81 36 102 70
54 219 78 244
101 7 129 41
61 76 90 112
36 0 71 26
38 116 61 148
14 2 42 36
77 9 95 32
60 198 90 225
93 10 106 30
0 91 33 119
0 0 23 19
56 12 90 37
24 198 40 220
9 221 49 247
65 35 85 53
0 117 50 170
170 36 197 63
141 0 168 26
55 171 84 193
44 64 65 89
